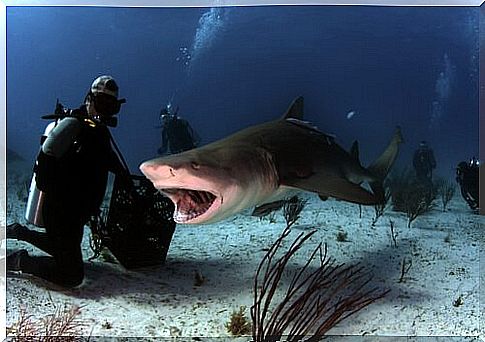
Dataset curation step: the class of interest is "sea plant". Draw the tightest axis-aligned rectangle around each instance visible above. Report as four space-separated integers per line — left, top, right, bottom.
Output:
372 188 391 226
16 176 30 202
194 270 206 287
336 231 348 242
386 168 415 212
283 196 308 226
452 295 464 307
404 187 435 228
7 304 87 341
226 306 252 336
398 257 412 283
435 179 455 211
251 223 388 341
389 220 398 248
387 169 436 227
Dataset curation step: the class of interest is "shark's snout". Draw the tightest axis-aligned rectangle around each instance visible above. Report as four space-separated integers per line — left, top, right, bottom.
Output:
139 160 159 178
140 160 176 184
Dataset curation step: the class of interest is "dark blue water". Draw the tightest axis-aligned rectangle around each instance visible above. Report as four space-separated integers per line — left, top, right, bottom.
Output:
6 5 479 180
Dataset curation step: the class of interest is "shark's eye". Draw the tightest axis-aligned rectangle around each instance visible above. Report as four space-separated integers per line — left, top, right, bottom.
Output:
191 162 200 170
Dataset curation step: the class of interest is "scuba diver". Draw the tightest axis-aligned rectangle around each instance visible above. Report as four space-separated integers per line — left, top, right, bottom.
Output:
413 141 437 186
157 104 200 155
6 75 129 288
456 157 479 210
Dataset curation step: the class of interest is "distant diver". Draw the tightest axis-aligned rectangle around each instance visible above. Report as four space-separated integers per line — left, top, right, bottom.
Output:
456 157 479 211
6 75 130 289
140 96 403 224
413 140 436 187
157 104 200 155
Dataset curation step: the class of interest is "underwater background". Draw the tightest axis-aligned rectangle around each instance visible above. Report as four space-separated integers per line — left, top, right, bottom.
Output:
6 5 479 181
5 5 484 339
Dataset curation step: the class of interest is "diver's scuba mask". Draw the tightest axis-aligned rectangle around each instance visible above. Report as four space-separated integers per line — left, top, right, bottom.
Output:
159 103 179 125
89 92 126 127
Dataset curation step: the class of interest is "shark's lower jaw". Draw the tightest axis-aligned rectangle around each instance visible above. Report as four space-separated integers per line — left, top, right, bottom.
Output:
162 188 217 223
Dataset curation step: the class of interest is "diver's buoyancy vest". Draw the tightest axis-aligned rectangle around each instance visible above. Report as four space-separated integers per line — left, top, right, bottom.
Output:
60 122 113 215
26 116 115 226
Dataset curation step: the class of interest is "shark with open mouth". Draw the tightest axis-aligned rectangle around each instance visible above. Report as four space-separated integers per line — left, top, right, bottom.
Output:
140 97 403 224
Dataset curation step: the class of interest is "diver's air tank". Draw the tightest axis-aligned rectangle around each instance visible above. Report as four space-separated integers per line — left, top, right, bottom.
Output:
24 121 57 227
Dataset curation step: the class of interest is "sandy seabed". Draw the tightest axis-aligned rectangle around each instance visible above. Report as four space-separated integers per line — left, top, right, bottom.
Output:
3 159 484 341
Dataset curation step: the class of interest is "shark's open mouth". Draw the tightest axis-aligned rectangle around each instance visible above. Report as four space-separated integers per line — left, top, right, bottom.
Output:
162 188 217 223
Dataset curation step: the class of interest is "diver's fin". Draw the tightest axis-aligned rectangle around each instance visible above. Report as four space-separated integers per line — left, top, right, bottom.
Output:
368 126 403 179
282 96 304 120
367 126 403 202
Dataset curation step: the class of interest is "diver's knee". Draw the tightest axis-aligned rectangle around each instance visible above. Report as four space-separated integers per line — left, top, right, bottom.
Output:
60 268 84 288
61 275 84 288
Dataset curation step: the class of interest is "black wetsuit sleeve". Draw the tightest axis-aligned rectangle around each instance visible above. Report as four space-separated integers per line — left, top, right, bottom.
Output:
159 127 169 154
107 141 129 176
188 123 201 147
106 139 135 191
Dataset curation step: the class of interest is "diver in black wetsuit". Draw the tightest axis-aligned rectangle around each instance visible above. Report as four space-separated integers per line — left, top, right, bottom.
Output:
6 75 128 288
413 141 437 187
456 157 479 210
157 104 200 155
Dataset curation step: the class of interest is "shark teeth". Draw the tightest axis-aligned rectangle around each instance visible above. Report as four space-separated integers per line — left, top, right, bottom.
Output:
168 189 216 223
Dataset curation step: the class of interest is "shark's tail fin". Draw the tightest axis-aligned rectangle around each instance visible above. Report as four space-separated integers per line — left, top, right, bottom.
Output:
282 96 304 120
368 126 404 202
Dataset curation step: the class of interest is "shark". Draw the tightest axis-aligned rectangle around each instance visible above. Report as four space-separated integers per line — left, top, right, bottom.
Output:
140 97 403 224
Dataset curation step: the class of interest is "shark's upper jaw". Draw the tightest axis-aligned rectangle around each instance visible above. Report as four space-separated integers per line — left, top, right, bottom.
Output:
161 187 219 223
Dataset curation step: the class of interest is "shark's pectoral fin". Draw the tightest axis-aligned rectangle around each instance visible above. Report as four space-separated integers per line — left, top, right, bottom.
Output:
251 200 286 217
284 174 381 205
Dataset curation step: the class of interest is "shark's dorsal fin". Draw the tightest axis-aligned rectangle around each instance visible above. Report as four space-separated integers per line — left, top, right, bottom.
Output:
282 96 304 120
286 118 320 132
286 118 336 145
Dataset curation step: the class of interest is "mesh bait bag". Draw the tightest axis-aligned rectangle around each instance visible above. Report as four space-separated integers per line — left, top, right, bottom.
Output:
96 174 176 269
